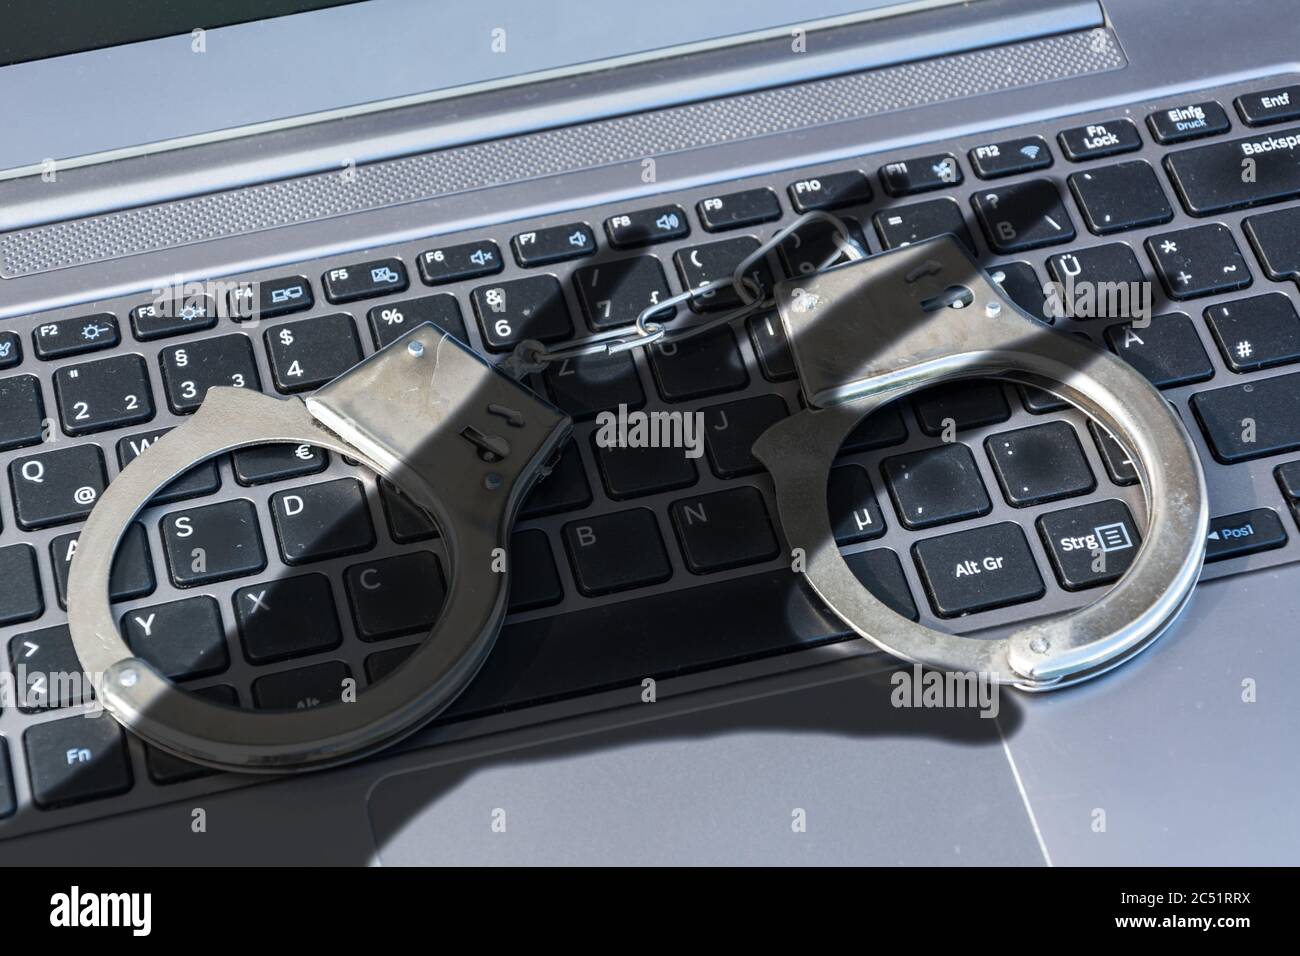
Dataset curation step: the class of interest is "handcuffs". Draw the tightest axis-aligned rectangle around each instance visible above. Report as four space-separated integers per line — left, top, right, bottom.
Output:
66 223 1208 774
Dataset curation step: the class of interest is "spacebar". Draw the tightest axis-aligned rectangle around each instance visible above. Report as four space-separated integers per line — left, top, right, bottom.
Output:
444 571 851 720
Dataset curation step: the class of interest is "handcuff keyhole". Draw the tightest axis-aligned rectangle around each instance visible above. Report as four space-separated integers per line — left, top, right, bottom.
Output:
920 284 974 313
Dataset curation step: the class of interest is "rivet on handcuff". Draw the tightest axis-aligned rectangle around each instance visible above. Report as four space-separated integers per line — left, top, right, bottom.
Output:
65 214 1208 773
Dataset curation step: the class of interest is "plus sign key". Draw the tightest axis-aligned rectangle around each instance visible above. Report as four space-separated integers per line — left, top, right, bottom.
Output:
1146 224 1251 299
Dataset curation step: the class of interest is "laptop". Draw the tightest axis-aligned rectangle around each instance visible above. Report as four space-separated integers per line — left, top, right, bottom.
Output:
1 0 1298 866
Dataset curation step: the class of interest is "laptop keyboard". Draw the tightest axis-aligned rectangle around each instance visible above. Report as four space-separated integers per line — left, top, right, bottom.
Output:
5 76 1300 832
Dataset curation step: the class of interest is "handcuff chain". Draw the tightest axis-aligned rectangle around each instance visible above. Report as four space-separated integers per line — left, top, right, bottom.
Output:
504 210 865 376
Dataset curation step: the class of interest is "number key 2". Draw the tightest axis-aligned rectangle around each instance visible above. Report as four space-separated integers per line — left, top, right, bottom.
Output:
158 334 262 413
53 354 155 436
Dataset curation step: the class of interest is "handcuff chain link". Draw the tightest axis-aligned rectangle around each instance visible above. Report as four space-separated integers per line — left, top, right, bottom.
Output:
504 210 865 376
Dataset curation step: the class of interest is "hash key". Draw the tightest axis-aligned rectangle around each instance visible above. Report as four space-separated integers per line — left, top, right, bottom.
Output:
54 354 155 435
912 522 1045 618
8 443 108 529
972 180 1076 253
270 477 375 565
161 498 267 586
1205 294 1300 372
159 334 261 413
471 275 574 352
265 313 364 392
563 508 672 596
1146 224 1251 299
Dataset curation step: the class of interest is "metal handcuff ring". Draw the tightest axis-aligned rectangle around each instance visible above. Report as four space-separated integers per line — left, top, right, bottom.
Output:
752 235 1208 689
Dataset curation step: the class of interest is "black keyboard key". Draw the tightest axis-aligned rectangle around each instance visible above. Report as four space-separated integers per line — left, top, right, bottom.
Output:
1244 206 1300 287
674 236 775 313
972 180 1075 253
0 374 46 450
1104 312 1214 388
697 188 781 231
827 464 886 544
235 574 342 663
322 258 408 303
592 436 697 500
1235 86 1300 126
985 421 1095 507
1057 119 1142 161
53 354 154 435
879 153 962 195
0 329 21 369
511 223 597 266
1067 161 1173 235
470 275 573 352
444 569 849 720
542 350 644 420
1038 499 1141 591
990 262 1051 323
507 529 563 612
746 312 797 381
8 443 107 529
1147 101 1230 144
844 549 918 621
873 197 974 253
253 661 352 711
1090 421 1139 486
121 596 228 680
161 498 266 586
1163 127 1300 214
51 522 155 608
117 428 221 503
648 326 748 401
912 522 1045 618
378 478 438 542
129 293 217 340
912 381 1010 436
159 334 261 413
1276 461 1300 500
605 205 689 247
345 552 445 640
882 444 991 530
0 544 43 626
24 715 132 808
232 442 327 485
1192 371 1300 462
840 403 909 453
367 294 466 348
1205 294 1300 372
145 684 238 784
573 256 674 331
670 486 779 573
1045 243 1148 320
228 275 314 321
562 508 672 596
1204 508 1287 562
1146 224 1251 299
365 646 415 683
270 477 375 565
1018 385 1069 414
265 313 363 392
701 394 788 478
788 170 873 211
968 136 1052 178
417 240 503 285
0 744 14 819
32 313 119 359
9 626 92 711
519 439 591 519
777 216 865 276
